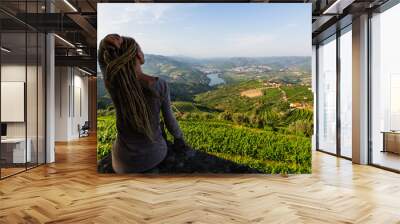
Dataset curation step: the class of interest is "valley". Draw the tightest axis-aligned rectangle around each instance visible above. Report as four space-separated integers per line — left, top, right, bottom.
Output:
97 54 313 173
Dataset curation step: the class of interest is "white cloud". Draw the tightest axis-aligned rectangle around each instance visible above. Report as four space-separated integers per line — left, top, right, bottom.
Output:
112 4 174 25
97 4 310 57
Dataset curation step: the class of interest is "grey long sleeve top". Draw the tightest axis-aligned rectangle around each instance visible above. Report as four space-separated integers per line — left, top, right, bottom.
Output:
109 77 183 173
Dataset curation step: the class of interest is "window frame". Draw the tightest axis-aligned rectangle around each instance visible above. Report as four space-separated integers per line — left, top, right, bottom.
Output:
315 23 353 160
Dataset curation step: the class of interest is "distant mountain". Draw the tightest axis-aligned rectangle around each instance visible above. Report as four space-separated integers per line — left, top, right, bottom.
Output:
142 54 212 101
142 54 209 85
97 73 112 109
97 54 311 109
169 56 311 73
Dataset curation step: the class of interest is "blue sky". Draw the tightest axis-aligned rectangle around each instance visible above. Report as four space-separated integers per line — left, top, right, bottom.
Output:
98 3 311 58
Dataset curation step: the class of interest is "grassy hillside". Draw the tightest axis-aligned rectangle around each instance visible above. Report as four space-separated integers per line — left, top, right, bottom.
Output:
282 85 313 104
194 79 312 113
98 55 312 108
98 115 311 174
143 54 211 101
143 54 209 85
97 74 112 109
194 80 264 113
97 54 313 174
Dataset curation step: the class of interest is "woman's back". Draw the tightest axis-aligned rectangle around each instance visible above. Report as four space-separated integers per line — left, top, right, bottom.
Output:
111 77 183 173
98 35 183 173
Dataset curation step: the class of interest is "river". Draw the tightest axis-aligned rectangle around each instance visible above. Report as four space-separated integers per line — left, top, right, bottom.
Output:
207 73 225 86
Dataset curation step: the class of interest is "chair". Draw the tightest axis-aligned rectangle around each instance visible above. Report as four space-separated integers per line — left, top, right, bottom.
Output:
78 121 90 138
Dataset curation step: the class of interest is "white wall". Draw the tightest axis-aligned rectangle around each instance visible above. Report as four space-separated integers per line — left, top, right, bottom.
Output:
1 65 26 139
1 65 25 125
54 67 89 141
72 72 89 138
1 65 42 137
55 66 70 141
312 45 316 151
1 63 46 164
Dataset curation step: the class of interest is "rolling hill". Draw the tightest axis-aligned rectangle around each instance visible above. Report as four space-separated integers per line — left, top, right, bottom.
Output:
97 54 313 174
97 54 312 109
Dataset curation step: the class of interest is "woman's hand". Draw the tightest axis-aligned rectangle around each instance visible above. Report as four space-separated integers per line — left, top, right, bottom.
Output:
173 138 196 158
173 138 187 152
104 34 123 49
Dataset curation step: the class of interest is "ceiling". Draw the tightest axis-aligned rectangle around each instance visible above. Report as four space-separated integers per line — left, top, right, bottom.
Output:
311 0 390 43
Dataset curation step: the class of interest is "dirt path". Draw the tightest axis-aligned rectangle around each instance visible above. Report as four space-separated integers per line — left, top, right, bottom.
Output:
240 89 263 98
240 87 288 101
278 87 288 101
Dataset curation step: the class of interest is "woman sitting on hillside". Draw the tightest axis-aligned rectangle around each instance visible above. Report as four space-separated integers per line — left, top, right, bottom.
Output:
98 34 186 173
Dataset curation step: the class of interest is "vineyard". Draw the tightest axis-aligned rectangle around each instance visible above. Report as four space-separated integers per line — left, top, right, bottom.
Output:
98 115 312 174
97 56 313 174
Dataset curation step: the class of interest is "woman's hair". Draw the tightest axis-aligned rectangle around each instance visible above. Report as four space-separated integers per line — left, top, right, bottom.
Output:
98 35 154 141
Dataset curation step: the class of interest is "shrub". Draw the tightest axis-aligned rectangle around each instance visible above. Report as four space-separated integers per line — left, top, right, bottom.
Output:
97 116 312 174
286 120 313 137
218 111 233 121
232 113 249 125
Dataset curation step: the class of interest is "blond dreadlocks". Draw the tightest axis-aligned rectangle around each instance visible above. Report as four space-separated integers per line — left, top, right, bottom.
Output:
99 36 154 141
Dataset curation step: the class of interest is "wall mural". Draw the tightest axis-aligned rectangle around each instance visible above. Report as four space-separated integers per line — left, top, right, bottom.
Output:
96 3 313 174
